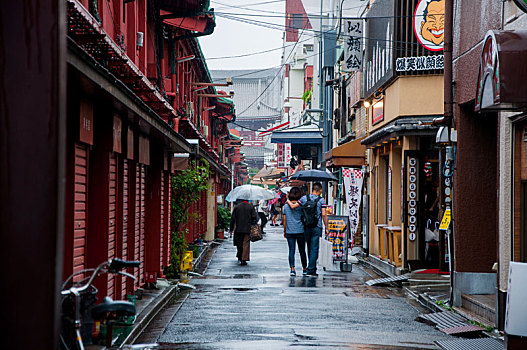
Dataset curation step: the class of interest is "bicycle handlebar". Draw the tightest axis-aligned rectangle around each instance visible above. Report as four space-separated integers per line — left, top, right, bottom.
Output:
62 258 140 295
109 258 140 272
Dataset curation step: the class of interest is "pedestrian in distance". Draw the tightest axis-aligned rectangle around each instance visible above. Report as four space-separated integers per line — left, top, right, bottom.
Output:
257 200 268 234
270 201 280 226
282 187 307 276
288 182 328 277
229 200 258 265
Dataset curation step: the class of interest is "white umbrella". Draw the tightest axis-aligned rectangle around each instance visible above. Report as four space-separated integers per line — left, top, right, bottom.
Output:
280 186 292 194
225 185 275 202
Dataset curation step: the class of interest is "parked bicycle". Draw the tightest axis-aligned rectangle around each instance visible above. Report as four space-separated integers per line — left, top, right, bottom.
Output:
60 258 155 349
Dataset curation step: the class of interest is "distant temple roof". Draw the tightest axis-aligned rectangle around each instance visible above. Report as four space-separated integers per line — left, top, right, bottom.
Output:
211 68 282 120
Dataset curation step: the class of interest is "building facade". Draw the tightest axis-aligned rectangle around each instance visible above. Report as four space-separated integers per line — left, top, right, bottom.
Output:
450 0 527 332
64 0 238 300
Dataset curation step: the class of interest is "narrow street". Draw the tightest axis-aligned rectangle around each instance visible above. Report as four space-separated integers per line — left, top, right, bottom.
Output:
138 226 453 349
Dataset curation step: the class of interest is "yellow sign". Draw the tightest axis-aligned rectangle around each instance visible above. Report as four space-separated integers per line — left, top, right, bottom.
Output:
440 209 451 230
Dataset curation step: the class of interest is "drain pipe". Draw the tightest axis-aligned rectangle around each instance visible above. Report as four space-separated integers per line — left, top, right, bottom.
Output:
443 0 455 306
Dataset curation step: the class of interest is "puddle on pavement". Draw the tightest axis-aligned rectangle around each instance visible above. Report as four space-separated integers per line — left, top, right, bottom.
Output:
217 287 258 292
193 274 259 280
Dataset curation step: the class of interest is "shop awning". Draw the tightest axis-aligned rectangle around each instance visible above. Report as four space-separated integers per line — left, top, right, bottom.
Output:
361 117 439 146
325 138 366 168
270 124 322 144
475 30 527 111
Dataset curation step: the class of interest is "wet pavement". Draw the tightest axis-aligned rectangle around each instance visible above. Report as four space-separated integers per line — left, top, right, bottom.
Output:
139 226 454 349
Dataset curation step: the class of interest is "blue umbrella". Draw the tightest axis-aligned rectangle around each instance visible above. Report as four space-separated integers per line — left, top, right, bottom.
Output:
290 169 338 182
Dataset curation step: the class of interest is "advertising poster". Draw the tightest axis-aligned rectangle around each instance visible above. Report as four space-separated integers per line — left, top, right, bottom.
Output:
327 215 349 261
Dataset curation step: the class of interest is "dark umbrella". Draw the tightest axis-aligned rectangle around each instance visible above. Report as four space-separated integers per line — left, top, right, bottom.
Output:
289 169 338 182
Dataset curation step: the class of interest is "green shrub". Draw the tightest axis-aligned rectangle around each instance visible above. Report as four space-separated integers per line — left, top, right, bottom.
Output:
216 206 231 231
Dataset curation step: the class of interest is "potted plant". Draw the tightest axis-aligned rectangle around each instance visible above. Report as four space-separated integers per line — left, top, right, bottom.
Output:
216 206 231 239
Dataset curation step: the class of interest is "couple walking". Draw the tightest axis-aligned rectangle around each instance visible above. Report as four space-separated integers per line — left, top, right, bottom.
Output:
282 183 328 276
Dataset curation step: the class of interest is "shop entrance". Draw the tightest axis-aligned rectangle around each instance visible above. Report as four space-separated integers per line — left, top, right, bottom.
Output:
404 141 440 270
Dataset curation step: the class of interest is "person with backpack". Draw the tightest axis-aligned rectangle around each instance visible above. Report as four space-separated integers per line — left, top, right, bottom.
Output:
288 182 328 276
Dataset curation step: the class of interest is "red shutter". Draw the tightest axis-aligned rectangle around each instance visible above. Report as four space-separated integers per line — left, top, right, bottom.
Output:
139 164 146 285
73 144 88 282
108 154 117 298
121 160 129 299
133 163 141 288
165 173 172 267
160 171 165 272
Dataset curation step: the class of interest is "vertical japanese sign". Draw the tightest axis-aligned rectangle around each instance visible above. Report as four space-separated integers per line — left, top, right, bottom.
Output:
342 168 365 248
327 216 349 261
343 19 363 72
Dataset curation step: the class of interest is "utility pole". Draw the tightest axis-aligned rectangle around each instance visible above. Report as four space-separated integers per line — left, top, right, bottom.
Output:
319 0 326 170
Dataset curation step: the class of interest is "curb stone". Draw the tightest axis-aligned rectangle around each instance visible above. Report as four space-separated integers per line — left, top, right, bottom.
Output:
121 240 220 347
120 283 179 347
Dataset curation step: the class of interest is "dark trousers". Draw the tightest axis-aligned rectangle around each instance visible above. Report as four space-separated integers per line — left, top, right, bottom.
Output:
286 234 307 269
305 227 322 274
235 233 250 261
258 212 268 231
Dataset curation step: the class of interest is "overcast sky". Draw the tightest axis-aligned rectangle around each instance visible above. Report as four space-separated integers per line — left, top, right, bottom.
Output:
199 0 285 70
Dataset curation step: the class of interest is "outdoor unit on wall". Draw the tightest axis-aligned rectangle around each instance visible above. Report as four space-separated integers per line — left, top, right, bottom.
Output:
186 102 194 119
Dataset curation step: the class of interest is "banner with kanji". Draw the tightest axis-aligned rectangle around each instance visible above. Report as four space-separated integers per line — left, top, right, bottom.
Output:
327 215 349 261
342 168 364 248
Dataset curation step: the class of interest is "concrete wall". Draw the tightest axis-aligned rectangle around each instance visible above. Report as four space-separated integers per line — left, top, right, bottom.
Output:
498 112 514 292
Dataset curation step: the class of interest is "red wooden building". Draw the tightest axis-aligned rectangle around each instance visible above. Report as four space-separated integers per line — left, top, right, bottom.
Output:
64 0 238 300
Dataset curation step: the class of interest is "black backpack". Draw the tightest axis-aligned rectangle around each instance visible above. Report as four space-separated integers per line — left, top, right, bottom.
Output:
301 195 322 228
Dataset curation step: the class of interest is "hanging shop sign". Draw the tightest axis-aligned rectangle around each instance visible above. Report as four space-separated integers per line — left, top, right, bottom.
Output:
394 0 444 75
327 215 349 261
277 143 292 168
342 19 363 72
342 168 365 249
407 157 418 241
475 30 527 112
363 0 394 97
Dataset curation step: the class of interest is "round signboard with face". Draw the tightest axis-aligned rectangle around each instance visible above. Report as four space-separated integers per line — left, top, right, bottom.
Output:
414 0 445 51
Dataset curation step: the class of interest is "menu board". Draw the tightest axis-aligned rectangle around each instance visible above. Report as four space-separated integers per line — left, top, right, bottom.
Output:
327 215 349 262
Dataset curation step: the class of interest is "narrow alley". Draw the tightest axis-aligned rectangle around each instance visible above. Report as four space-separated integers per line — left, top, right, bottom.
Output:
137 226 453 349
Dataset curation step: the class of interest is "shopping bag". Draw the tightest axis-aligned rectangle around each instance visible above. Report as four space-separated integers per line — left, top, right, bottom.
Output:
250 224 262 242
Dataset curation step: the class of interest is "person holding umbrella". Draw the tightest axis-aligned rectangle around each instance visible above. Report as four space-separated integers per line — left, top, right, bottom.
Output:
226 185 274 265
229 199 257 265
288 182 328 276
